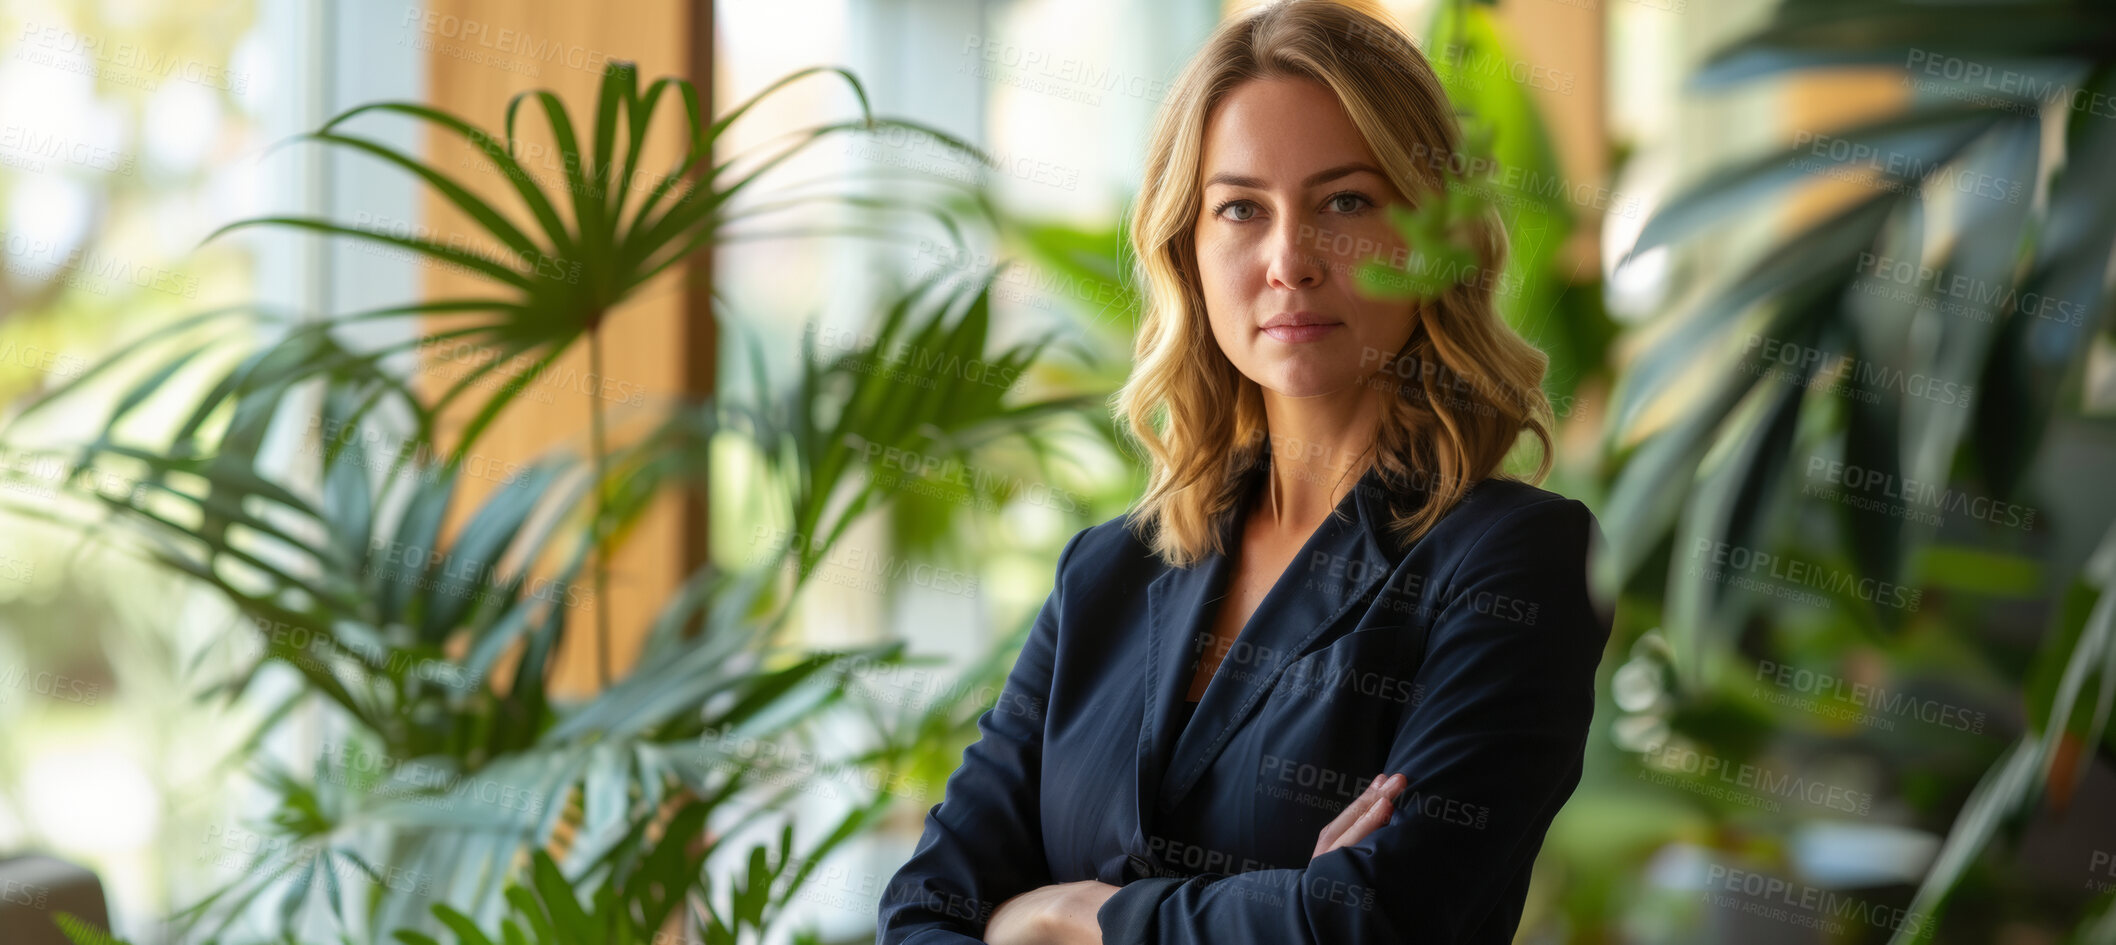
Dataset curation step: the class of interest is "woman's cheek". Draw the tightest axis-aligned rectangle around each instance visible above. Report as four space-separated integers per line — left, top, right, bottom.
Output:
1319 220 1406 271
1197 241 1257 316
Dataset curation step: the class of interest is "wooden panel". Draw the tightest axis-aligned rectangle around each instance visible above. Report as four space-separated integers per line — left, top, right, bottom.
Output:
414 0 710 698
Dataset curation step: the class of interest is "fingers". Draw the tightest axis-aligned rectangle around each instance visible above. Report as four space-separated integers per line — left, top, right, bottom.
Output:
1314 774 1382 852
1312 773 1404 858
1334 778 1397 852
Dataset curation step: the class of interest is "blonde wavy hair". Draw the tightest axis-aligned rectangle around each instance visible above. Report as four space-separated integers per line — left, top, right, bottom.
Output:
1116 0 1555 569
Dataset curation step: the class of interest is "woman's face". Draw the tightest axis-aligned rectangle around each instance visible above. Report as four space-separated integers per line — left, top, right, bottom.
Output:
1194 75 1418 399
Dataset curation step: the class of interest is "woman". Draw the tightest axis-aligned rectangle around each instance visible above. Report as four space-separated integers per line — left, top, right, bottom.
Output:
876 2 1611 943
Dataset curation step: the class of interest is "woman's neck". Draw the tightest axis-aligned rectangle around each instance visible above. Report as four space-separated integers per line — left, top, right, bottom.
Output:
1256 385 1381 531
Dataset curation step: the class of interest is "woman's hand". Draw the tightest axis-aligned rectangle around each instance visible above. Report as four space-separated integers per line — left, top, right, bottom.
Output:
982 774 1402 944
984 879 1121 945
1313 772 1404 859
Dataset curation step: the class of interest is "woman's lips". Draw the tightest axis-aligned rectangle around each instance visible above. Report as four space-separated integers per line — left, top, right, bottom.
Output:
1261 323 1341 343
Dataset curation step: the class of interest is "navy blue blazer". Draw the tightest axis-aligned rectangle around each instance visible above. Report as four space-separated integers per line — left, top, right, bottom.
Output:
875 457 1612 944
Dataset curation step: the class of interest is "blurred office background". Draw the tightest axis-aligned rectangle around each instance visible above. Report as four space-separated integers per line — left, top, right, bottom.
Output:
0 0 2111 942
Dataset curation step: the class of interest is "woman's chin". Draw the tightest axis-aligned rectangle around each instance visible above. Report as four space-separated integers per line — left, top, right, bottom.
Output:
1255 364 1371 399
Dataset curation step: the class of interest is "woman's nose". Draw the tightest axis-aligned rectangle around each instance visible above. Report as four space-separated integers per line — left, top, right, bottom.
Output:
1265 219 1325 290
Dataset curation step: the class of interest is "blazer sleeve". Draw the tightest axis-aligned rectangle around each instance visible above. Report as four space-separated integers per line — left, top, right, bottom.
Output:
875 526 1087 945
1096 497 1611 945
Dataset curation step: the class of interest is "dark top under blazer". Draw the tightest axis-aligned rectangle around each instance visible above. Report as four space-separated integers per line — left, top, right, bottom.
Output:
875 457 1613 945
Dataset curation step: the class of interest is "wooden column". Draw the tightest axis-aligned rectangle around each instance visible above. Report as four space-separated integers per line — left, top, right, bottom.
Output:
414 0 714 697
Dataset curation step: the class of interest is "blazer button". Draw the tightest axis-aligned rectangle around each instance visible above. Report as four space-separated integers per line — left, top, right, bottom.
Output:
1126 854 1153 881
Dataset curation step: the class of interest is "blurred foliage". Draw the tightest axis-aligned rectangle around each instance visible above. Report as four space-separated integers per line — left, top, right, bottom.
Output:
10 59 1097 945
0 3 265 920
1595 0 2116 942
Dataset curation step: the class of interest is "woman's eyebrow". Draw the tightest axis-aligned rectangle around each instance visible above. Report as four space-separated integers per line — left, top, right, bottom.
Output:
1202 161 1384 191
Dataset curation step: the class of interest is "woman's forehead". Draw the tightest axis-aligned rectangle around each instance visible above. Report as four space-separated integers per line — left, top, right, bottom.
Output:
1199 77 1380 184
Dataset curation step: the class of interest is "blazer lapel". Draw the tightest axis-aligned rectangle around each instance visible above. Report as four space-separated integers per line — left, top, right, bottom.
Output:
1131 454 1399 858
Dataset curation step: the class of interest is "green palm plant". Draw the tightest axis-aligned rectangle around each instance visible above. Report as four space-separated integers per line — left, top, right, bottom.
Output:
3 59 1099 945
1601 1 2116 940
391 807 890 945
58 814 871 945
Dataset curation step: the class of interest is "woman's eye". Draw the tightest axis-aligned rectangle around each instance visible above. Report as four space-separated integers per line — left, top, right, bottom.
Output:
1327 192 1373 214
1212 193 1368 221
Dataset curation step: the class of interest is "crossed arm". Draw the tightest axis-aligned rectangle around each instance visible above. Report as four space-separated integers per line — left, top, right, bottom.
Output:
976 772 1413 944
